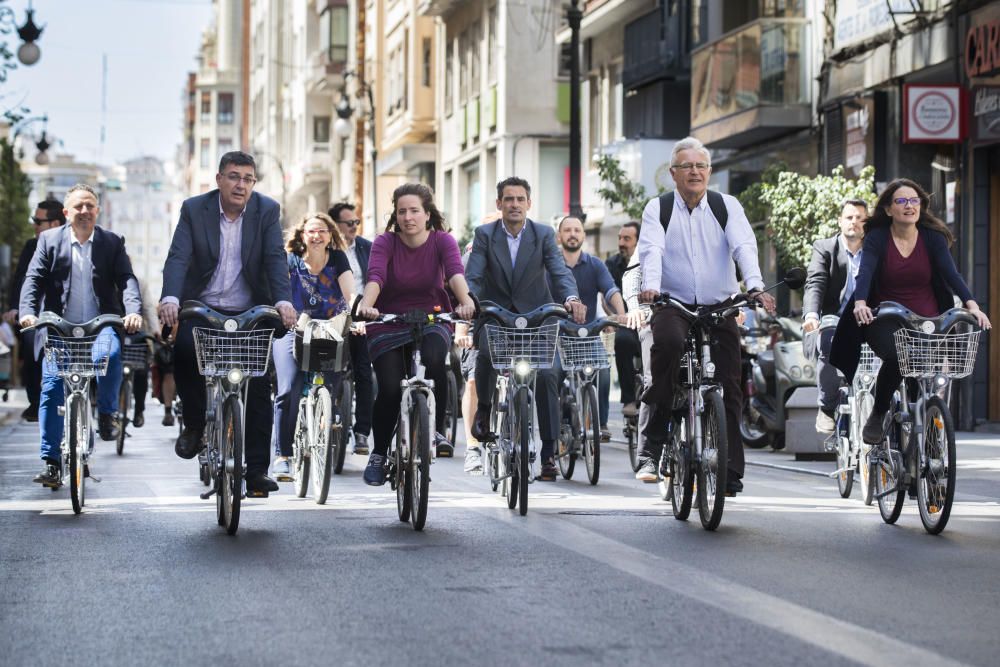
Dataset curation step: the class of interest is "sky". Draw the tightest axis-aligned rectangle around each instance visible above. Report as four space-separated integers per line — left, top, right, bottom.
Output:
1 0 214 166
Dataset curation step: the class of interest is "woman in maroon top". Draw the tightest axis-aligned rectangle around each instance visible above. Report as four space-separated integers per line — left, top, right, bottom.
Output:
355 183 476 486
831 179 991 444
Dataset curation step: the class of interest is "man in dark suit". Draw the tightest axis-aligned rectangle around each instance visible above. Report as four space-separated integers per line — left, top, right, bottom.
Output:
329 202 373 455
802 198 867 433
604 221 642 414
4 199 66 422
19 184 143 487
158 151 295 494
465 176 585 481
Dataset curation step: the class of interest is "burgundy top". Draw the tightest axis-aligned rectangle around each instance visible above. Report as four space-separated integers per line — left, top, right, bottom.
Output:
366 230 464 336
874 233 939 317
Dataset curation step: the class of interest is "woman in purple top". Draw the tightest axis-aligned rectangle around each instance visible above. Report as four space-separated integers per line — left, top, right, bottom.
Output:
831 179 991 443
355 183 476 486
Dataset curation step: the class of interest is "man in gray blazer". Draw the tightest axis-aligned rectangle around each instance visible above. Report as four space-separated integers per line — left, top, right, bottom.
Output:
802 198 867 433
158 151 295 494
465 176 585 481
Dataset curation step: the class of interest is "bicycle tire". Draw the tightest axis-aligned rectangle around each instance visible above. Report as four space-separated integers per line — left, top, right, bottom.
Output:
116 379 129 456
443 372 458 453
669 420 693 520
409 392 431 530
312 388 334 505
582 383 600 485
516 386 530 516
334 380 352 474
558 389 577 480
836 434 854 499
220 395 243 535
396 417 411 522
69 393 86 514
292 405 310 499
627 419 640 472
875 408 906 524
697 390 728 531
859 442 875 506
918 396 956 535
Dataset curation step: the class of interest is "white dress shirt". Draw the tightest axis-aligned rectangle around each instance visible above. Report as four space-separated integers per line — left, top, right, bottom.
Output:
64 230 100 323
637 191 764 305
345 241 364 297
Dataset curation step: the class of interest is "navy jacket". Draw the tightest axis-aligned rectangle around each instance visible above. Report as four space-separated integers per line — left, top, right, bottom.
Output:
830 225 973 382
353 235 372 282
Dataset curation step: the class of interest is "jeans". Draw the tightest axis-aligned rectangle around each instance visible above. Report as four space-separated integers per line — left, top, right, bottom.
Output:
271 331 342 458
39 327 121 463
815 327 841 414
613 327 640 405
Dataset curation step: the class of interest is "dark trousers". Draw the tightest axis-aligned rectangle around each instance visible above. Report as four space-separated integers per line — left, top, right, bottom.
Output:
643 306 745 477
349 333 373 437
815 327 840 414
371 335 449 457
863 319 904 414
614 327 640 405
174 317 273 474
19 329 41 410
133 369 148 413
474 326 560 458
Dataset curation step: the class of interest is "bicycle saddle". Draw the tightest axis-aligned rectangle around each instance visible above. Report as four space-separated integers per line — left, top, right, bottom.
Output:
31 312 125 338
178 300 282 331
477 301 569 328
874 301 979 333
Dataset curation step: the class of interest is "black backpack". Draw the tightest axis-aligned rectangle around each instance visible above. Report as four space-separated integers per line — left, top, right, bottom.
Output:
658 190 728 232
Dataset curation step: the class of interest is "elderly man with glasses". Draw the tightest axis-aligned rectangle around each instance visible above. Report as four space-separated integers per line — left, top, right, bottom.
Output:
4 199 66 422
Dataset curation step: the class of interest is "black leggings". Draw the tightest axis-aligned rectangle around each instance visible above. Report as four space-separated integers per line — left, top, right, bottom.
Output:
371 335 449 457
864 319 904 414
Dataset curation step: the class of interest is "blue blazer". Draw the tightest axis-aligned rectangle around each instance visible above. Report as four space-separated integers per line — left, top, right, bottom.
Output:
160 189 291 306
354 235 372 282
19 224 141 319
830 225 973 382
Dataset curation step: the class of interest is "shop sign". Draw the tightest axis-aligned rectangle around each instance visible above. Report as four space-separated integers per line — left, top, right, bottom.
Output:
903 84 963 143
843 97 874 176
965 19 1000 78
835 0 943 51
972 86 1000 143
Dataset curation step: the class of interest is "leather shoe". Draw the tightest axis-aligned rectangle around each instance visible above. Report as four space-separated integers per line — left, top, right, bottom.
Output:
537 457 558 482
33 462 61 488
245 471 279 494
862 411 888 444
98 413 121 441
471 407 494 442
725 475 744 497
174 427 205 459
21 406 39 422
132 410 145 428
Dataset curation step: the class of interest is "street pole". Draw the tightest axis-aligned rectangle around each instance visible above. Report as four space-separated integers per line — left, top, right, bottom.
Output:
567 0 584 221
353 0 367 233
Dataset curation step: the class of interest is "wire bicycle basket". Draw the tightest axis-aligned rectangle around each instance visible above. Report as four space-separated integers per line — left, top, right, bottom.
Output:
193 328 275 378
43 334 113 378
856 343 882 379
893 328 980 379
485 323 559 371
558 333 613 371
121 342 151 371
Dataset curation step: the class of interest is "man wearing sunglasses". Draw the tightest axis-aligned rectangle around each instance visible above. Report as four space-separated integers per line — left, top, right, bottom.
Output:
159 151 295 495
4 200 66 422
328 202 374 456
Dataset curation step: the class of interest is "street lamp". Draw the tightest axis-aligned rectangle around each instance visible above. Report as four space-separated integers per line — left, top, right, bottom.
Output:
11 114 52 165
567 0 584 221
0 2 44 70
334 71 377 230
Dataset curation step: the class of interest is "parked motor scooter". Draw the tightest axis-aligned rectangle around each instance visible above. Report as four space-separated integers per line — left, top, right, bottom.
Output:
740 309 817 450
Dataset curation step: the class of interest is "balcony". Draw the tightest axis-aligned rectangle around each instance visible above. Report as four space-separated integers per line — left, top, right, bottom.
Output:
622 7 687 88
690 18 811 149
417 0 465 17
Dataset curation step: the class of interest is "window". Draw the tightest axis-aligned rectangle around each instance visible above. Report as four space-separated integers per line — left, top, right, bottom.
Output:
469 21 481 99
445 40 455 113
217 138 233 158
558 43 574 80
200 92 211 124
314 116 331 143
387 35 408 114
218 93 234 124
488 5 499 84
200 138 211 168
422 38 432 87
459 31 469 103
588 74 601 163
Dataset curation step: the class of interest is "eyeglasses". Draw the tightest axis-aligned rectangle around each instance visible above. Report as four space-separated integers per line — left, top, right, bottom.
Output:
672 162 711 172
338 219 361 227
224 173 257 186
31 216 55 224
893 197 921 206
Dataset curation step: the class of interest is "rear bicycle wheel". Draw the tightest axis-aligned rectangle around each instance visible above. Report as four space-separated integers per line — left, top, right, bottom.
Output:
669 420 693 519
69 394 87 514
558 393 577 480
116 379 129 455
311 388 334 505
409 393 431 530
836 435 854 499
918 396 956 535
582 384 601 485
443 372 458 454
515 387 531 516
334 379 352 474
697 390 728 531
220 396 243 535
292 403 310 499
875 408 905 524
395 418 411 522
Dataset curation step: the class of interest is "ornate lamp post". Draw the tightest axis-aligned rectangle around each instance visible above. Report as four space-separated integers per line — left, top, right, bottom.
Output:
0 1 44 75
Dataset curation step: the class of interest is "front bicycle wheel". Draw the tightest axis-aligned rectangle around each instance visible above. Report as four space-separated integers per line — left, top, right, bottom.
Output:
874 411 905 524
116 379 129 455
669 420 693 519
395 419 411 522
515 386 531 516
836 432 854 499
292 405 310 499
558 392 577 480
582 384 600 485
443 372 458 455
697 390 728 531
334 379 352 474
311 388 334 505
918 396 956 534
409 392 431 530
219 396 243 535
69 393 87 514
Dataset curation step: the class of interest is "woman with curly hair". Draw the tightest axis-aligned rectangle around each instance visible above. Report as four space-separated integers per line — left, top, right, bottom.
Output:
354 183 476 485
271 212 354 480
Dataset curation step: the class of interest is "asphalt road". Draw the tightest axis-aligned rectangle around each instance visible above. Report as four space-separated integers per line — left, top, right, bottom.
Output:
1 401 999 667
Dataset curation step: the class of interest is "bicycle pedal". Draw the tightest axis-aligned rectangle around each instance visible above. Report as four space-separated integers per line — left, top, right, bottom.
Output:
88 475 102 483
199 489 216 500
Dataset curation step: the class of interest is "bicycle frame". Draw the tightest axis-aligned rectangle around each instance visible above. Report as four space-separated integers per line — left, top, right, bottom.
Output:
202 372 250 494
391 344 437 487
487 366 536 487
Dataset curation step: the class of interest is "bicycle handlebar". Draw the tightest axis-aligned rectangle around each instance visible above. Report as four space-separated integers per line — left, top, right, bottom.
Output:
476 301 570 328
874 301 981 332
25 312 125 337
178 300 284 333
557 317 620 338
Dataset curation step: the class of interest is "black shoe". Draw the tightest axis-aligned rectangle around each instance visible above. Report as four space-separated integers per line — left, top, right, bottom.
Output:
21 406 39 423
725 475 744 497
162 412 175 427
862 411 888 444
33 462 61 488
537 458 557 482
132 410 144 428
471 407 494 442
174 427 205 459
363 453 388 486
434 432 454 458
98 413 121 441
245 471 279 495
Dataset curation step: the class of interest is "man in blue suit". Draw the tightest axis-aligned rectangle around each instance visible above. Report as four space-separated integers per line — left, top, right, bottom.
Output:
329 202 374 455
159 151 295 494
19 184 143 487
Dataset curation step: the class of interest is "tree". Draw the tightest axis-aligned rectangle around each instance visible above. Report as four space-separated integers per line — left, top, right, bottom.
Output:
594 154 654 220
740 165 875 270
0 136 33 252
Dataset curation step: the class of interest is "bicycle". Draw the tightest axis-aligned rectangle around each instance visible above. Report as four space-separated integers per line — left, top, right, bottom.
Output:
352 300 465 531
180 300 281 535
477 302 567 516
441 345 460 456
867 302 981 534
116 333 153 456
556 319 617 485
31 313 124 514
290 316 350 505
